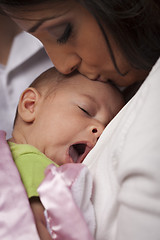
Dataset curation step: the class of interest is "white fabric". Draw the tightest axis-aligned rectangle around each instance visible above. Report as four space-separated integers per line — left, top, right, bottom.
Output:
83 57 160 240
0 31 53 138
71 164 96 236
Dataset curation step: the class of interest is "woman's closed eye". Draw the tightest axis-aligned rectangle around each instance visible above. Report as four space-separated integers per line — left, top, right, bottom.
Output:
57 22 73 44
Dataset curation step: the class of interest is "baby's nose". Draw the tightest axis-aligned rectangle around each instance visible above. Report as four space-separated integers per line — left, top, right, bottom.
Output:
91 124 105 142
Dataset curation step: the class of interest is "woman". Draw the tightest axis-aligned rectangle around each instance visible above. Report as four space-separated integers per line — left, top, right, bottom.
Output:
0 1 160 239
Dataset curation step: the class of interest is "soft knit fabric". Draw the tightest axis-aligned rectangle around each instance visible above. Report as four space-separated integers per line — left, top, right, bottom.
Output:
84 57 160 240
8 142 55 197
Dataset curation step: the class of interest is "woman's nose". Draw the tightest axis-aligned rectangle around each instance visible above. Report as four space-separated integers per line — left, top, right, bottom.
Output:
55 53 81 75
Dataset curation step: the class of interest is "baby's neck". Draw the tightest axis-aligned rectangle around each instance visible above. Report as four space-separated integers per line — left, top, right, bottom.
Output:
9 127 28 145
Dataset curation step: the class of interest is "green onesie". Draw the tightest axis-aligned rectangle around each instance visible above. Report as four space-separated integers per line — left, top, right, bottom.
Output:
8 142 58 198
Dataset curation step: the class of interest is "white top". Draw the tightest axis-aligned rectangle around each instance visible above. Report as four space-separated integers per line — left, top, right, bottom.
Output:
84 57 160 240
0 31 53 138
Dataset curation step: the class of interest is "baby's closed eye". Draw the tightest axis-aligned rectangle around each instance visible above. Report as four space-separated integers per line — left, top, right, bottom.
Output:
78 106 91 116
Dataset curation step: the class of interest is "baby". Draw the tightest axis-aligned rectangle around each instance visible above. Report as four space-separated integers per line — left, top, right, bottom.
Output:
8 67 124 240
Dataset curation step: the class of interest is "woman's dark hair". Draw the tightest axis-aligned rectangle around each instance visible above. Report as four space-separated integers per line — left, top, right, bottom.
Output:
79 0 160 71
0 0 160 71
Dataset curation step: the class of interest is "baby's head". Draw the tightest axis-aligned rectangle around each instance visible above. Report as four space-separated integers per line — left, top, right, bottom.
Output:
12 67 124 165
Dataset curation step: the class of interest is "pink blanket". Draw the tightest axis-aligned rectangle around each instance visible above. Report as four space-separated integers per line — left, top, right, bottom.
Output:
0 130 95 240
0 130 40 240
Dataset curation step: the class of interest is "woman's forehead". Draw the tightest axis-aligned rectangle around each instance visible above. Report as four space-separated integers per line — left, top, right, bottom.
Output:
2 1 76 33
2 0 74 21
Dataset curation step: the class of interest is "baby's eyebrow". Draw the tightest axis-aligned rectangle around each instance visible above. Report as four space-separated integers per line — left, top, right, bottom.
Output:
81 94 97 104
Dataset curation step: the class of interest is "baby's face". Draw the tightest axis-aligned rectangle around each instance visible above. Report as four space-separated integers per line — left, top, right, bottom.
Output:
28 74 124 165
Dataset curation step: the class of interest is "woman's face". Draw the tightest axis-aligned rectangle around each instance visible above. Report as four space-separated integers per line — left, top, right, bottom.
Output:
5 0 148 86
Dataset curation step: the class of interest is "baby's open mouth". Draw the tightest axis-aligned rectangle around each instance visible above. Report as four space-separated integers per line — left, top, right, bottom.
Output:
69 143 92 163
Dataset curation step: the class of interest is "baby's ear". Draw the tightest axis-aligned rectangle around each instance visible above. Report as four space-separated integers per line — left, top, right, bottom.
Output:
18 87 40 123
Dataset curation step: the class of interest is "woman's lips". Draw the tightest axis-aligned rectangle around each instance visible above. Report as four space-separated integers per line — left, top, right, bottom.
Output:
96 75 108 82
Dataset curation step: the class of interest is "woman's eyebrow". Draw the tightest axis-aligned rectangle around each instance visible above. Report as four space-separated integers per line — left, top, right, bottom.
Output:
28 9 70 33
28 20 45 33
28 16 57 33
